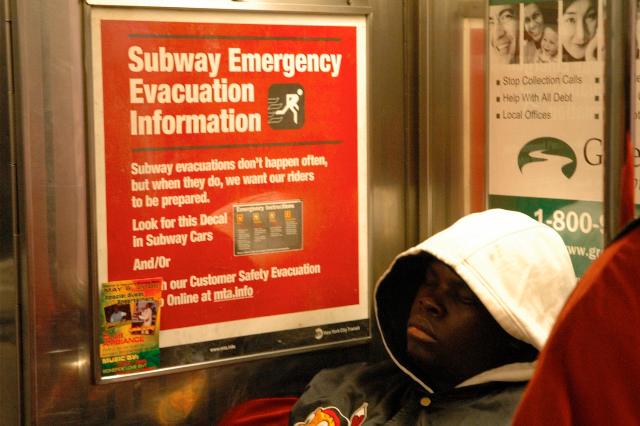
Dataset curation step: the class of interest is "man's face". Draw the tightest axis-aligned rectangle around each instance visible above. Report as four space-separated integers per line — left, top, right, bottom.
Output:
406 260 516 389
489 5 518 63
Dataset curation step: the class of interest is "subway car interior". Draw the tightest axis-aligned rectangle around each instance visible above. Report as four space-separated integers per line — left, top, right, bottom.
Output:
1 0 638 424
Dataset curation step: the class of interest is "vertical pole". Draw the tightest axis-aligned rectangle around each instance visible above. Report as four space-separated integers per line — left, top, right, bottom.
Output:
1 0 21 423
603 0 633 243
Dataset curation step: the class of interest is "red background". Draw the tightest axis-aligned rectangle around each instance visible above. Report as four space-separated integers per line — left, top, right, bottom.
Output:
101 20 360 330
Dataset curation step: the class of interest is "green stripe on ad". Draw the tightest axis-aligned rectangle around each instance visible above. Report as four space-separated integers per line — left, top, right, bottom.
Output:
489 0 521 5
489 195 606 277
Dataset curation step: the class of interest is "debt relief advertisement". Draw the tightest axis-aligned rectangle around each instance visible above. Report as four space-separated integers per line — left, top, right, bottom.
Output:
486 0 626 276
89 8 368 376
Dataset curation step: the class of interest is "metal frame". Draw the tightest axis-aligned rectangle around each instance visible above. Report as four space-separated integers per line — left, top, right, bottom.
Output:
83 2 373 383
417 0 430 238
603 0 635 242
418 0 486 238
0 0 22 423
85 0 371 14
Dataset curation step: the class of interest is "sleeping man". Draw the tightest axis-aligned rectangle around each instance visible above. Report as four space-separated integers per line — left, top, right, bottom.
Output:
290 209 576 425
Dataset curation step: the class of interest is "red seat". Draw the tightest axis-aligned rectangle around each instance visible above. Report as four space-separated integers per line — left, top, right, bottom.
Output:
218 397 298 426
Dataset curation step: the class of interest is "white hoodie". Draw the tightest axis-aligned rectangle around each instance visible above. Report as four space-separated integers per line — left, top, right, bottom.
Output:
375 209 577 393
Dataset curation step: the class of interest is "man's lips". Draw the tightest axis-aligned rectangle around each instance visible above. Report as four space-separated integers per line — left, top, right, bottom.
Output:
407 324 437 343
495 42 512 54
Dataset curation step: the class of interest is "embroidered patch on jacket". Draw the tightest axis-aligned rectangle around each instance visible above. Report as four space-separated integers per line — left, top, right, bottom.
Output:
294 402 367 426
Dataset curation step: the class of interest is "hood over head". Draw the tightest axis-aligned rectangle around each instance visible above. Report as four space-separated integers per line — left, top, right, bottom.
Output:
375 209 576 392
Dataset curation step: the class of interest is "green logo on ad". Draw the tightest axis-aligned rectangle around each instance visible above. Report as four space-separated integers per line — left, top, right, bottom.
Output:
518 137 577 178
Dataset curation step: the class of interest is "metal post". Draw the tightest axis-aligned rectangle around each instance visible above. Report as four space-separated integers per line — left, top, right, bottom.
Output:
0 0 22 423
603 0 633 243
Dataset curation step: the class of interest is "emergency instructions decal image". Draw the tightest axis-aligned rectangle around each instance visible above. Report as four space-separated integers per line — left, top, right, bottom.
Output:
89 8 369 376
233 200 303 255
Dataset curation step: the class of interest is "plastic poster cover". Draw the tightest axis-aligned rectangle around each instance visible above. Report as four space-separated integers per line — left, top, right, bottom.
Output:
88 7 369 380
487 0 616 277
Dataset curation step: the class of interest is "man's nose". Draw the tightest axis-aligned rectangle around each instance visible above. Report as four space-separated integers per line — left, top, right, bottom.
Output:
492 21 505 42
416 294 446 317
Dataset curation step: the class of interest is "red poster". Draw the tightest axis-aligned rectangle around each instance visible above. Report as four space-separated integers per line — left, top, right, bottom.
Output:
90 8 368 364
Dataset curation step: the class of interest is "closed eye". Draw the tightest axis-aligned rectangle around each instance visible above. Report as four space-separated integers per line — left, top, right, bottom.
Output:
452 284 480 306
457 295 480 306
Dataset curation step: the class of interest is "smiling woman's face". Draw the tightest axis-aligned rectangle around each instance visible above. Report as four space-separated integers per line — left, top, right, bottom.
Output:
524 4 545 42
561 0 597 60
489 5 518 63
406 260 521 390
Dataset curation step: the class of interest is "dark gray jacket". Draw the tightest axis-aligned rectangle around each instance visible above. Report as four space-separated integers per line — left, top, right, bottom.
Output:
290 210 576 425
291 361 527 425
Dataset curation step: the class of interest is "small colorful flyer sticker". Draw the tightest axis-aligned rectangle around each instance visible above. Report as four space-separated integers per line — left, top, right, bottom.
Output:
99 277 162 376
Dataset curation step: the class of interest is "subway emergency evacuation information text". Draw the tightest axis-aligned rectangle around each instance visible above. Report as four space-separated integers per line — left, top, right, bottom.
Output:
93 13 368 355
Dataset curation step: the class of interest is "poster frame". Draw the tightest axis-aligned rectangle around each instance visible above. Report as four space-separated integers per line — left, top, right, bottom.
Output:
84 0 372 15
84 3 372 384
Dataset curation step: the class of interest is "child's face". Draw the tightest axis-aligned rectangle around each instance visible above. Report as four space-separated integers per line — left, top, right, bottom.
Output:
406 260 519 390
541 27 559 57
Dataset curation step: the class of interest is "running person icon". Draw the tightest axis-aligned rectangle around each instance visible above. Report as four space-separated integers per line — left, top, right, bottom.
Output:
268 84 305 129
275 88 304 124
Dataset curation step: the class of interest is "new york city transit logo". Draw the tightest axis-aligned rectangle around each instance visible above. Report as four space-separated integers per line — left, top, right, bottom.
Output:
517 137 577 179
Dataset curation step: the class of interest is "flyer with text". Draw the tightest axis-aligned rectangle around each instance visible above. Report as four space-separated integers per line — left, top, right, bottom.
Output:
488 0 609 276
90 8 368 374
99 278 162 376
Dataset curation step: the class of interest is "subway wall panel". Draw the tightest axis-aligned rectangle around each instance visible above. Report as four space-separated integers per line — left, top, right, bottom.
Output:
10 0 416 424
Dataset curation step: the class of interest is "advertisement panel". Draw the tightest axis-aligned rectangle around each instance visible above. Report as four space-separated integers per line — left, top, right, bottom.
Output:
88 7 368 380
487 0 608 276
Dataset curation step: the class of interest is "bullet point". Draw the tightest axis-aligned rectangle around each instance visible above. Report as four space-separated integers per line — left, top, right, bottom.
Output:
496 80 500 85
497 97 501 102
496 114 501 119
595 95 599 101
595 113 599 119
595 77 600 83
